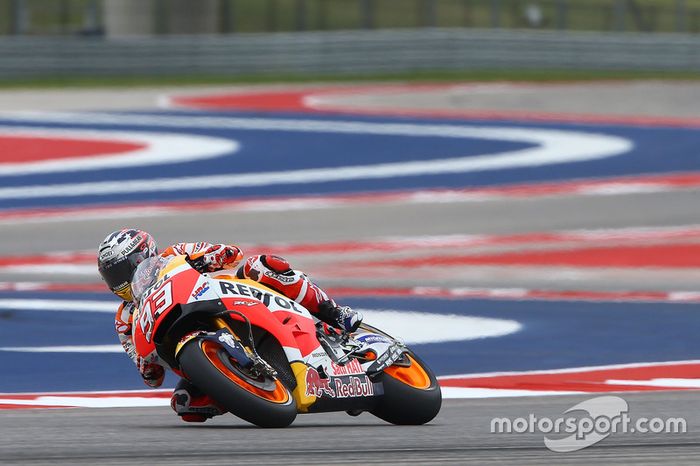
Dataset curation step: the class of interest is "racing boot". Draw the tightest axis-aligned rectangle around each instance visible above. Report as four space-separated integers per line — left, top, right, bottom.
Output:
317 300 363 333
170 379 223 423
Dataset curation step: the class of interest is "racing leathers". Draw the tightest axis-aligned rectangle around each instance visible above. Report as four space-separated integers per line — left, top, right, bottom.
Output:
114 241 362 421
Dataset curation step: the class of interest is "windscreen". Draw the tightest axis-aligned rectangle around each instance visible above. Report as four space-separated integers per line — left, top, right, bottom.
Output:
131 255 170 303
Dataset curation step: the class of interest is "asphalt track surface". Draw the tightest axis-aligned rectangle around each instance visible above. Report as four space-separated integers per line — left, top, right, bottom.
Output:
1 82 700 464
1 393 699 465
310 81 700 118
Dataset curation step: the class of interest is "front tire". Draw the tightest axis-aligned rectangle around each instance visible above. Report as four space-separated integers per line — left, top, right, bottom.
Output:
178 338 297 428
370 351 442 425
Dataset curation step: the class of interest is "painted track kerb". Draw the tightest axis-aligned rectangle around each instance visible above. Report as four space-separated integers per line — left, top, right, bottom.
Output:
0 126 239 176
0 112 632 200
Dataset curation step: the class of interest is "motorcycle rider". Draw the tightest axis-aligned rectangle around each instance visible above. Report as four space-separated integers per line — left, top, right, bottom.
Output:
97 228 363 422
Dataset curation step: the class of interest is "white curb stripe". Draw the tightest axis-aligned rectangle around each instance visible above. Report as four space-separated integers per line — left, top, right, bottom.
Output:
0 112 632 199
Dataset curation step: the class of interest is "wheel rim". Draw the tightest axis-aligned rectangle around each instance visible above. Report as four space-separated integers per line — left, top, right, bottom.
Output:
200 340 290 403
383 354 432 390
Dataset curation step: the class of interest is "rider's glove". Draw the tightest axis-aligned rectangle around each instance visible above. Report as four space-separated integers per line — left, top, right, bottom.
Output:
191 244 243 273
137 356 165 388
317 301 363 333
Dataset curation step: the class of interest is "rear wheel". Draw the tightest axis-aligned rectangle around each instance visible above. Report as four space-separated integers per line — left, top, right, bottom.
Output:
178 338 297 428
370 351 442 425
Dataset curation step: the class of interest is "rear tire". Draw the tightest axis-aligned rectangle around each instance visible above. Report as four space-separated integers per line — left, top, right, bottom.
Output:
370 351 442 425
178 338 297 428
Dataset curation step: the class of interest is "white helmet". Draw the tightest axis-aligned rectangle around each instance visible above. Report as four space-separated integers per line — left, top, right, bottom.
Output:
97 229 158 301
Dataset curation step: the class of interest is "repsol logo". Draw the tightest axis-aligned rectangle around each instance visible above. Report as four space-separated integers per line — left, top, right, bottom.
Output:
219 282 303 313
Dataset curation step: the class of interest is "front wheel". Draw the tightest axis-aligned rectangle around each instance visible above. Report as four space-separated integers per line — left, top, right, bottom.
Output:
370 351 442 425
178 338 297 428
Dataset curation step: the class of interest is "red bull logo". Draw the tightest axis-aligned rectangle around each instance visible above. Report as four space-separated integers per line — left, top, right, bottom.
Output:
334 376 375 398
305 367 336 398
330 358 364 376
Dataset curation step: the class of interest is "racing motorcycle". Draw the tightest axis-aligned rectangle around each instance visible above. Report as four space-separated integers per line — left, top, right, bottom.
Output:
130 254 442 428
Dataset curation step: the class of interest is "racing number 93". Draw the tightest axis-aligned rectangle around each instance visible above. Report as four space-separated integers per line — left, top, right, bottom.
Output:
138 281 174 343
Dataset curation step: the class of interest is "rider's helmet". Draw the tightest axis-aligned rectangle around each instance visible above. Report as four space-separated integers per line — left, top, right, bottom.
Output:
97 229 158 302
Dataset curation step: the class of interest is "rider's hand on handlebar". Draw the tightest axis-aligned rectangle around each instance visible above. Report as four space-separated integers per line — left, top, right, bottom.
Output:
190 244 243 273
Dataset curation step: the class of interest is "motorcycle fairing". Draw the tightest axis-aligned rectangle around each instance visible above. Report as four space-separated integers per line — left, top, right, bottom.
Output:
132 255 405 414
132 256 203 367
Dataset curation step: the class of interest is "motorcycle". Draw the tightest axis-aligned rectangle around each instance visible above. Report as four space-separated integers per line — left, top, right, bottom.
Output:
130 254 442 428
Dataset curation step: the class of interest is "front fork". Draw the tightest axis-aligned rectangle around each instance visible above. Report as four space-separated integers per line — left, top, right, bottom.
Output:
174 315 277 378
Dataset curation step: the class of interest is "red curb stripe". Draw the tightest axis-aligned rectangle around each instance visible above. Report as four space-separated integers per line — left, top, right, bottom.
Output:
359 243 700 269
441 362 700 393
0 136 145 163
170 85 447 113
168 85 700 128
2 362 699 410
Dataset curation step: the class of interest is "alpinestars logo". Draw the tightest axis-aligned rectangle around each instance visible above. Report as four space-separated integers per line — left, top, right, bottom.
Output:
264 270 295 283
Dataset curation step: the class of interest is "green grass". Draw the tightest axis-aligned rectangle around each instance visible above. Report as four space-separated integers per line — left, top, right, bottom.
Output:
0 68 698 89
2 0 700 34
224 0 700 33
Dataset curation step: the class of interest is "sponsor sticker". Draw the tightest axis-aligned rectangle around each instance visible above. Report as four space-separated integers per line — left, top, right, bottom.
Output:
357 333 392 345
304 364 377 399
305 367 336 398
371 344 405 372
334 376 375 398
115 322 130 334
191 283 210 300
330 359 364 376
264 270 295 283
219 281 303 313
233 300 257 307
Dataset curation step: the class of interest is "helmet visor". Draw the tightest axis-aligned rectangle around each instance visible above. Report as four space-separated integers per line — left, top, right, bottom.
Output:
99 257 135 301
